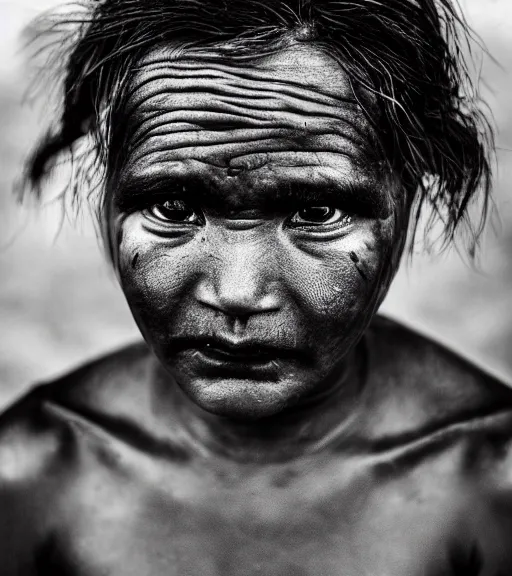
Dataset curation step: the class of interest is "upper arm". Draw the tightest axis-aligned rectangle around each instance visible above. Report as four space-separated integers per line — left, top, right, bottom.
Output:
456 415 512 576
0 389 65 575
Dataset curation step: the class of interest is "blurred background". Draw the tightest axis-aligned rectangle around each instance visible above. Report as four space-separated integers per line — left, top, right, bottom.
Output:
0 0 511 410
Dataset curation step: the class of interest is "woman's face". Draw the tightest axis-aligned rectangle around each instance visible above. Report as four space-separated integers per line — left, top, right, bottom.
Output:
108 44 407 419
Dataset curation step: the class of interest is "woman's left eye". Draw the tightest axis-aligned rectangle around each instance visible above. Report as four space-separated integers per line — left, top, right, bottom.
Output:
147 199 202 224
289 206 352 227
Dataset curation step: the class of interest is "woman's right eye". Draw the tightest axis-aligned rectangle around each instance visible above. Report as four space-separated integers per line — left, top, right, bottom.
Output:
148 199 202 224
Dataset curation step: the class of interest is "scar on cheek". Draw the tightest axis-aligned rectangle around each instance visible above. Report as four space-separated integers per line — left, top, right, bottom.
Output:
349 251 368 283
131 252 140 269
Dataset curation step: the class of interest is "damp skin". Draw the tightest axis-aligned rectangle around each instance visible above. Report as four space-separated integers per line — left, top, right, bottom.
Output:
109 43 406 419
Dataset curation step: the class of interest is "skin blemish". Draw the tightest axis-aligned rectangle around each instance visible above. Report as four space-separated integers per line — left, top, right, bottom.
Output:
131 253 140 269
349 252 368 283
349 251 359 264
355 266 368 283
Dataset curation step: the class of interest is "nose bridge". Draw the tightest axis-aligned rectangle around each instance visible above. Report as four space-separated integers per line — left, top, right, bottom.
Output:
226 233 270 287
197 226 280 316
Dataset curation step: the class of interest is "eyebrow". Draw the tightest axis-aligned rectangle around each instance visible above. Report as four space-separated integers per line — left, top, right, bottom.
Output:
114 173 391 218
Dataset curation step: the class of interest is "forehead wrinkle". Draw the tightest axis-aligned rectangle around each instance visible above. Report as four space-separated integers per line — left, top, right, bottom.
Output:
127 105 367 150
122 73 373 159
125 110 370 168
127 135 362 169
116 46 380 184
129 122 363 159
131 90 353 124
123 81 372 162
132 53 358 101
126 64 358 111
122 67 367 147
126 76 358 124
227 151 370 175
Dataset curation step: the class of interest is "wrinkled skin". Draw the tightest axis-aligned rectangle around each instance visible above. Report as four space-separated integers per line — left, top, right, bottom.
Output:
110 44 405 424
2 42 512 576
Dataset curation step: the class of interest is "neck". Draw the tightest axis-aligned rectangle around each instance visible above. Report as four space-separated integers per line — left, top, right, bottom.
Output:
151 342 367 463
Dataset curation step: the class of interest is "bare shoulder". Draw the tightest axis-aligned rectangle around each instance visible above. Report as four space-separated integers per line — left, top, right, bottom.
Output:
44 339 156 416
0 340 154 484
0 341 158 572
370 316 512 570
361 315 512 440
361 317 512 565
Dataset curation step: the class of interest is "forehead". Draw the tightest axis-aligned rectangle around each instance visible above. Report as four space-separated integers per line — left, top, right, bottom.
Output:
115 43 382 199
133 42 357 98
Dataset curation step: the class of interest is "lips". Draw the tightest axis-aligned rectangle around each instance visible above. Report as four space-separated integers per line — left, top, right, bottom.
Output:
200 342 277 364
169 336 298 365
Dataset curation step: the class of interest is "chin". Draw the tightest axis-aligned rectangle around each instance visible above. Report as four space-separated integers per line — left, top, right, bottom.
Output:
184 378 297 420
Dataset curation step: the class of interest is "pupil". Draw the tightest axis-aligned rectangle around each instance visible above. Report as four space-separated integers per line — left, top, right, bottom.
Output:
161 200 192 219
300 206 334 222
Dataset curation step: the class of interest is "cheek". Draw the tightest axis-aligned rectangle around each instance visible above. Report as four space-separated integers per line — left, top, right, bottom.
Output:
115 217 198 316
284 219 395 324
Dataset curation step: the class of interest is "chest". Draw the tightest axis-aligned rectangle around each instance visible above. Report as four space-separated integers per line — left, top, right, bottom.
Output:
37 458 463 576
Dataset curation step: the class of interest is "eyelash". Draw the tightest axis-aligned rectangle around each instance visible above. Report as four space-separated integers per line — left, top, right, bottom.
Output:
288 206 352 228
145 198 353 229
148 199 204 225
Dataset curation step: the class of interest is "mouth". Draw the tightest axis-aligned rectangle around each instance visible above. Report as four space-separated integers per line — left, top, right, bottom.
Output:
170 336 298 370
199 342 278 365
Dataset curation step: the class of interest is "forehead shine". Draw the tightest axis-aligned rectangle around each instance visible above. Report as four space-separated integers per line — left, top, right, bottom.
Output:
116 43 382 201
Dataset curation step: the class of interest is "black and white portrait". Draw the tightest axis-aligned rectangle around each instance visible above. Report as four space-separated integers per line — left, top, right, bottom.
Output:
0 0 511 574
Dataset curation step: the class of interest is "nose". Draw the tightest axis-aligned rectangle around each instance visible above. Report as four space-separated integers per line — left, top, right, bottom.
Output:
195 231 282 318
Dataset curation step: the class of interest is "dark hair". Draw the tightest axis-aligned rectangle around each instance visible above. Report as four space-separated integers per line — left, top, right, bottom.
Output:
22 0 494 255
